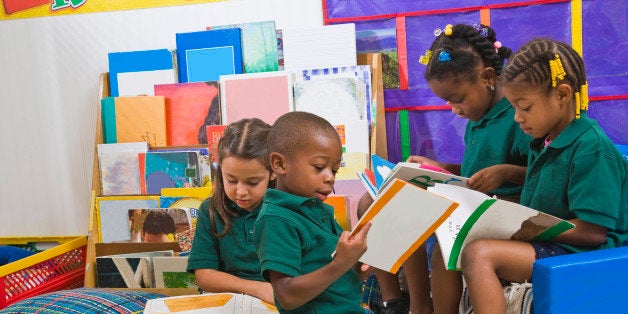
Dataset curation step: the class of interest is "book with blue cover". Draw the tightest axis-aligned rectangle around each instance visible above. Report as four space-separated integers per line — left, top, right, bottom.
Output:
108 49 176 97
175 29 243 83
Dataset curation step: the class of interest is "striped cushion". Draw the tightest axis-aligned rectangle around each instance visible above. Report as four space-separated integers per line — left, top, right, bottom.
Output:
0 288 166 313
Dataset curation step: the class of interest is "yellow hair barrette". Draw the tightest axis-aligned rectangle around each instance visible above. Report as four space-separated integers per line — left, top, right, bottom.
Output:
419 49 433 65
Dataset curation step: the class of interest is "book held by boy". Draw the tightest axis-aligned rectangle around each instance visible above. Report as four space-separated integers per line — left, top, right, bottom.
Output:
143 293 278 313
349 178 459 273
428 183 575 270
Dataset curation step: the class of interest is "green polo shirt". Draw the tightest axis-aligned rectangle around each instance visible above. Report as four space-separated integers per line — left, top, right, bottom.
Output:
186 198 264 282
461 97 531 196
254 189 363 314
521 115 628 252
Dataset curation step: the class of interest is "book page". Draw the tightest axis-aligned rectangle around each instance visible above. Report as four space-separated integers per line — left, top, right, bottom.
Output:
380 162 468 192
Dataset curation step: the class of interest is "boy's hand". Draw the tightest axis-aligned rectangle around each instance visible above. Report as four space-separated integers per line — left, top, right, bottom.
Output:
467 165 505 193
334 222 371 269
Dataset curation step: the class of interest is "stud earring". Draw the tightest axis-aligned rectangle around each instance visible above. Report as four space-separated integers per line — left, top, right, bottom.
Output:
490 85 495 91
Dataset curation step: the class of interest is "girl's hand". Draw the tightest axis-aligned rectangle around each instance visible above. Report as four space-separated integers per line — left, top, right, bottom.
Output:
334 222 371 269
406 155 442 168
467 165 506 193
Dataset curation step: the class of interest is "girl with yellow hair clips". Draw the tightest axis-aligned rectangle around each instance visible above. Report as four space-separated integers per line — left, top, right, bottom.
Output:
459 38 628 313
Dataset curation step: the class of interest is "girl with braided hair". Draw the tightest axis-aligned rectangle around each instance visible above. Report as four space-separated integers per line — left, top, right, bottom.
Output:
455 38 627 313
394 23 532 313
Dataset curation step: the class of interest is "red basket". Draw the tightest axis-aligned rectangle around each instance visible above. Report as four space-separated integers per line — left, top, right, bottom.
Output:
0 236 87 309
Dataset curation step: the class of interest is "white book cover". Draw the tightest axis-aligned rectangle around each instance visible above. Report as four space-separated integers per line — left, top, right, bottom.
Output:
350 179 459 273
282 23 357 71
117 69 176 96
428 184 574 270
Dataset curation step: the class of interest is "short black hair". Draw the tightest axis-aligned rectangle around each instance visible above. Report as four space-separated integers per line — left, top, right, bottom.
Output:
267 111 340 158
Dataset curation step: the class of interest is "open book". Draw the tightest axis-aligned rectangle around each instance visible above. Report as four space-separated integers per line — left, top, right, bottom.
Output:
428 183 575 270
349 178 459 273
358 154 469 198
143 293 278 313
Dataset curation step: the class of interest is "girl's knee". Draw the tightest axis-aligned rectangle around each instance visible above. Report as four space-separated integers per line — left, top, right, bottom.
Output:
460 239 493 268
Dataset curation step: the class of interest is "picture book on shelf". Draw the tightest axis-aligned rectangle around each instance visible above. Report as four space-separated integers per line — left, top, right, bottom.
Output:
128 208 193 244
101 96 167 147
209 20 279 73
108 48 176 97
358 154 469 199
153 256 197 289
96 250 175 288
281 23 357 70
427 183 574 270
96 196 160 243
175 28 243 83
348 178 459 273
97 142 148 196
139 151 202 194
154 81 222 146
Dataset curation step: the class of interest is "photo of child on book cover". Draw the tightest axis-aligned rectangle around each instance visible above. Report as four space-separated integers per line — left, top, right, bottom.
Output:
128 208 191 243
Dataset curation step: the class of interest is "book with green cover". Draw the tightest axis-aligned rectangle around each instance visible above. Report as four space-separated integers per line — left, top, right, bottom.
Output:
428 183 574 270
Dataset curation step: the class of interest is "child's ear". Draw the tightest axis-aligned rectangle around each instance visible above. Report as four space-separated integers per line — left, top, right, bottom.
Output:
269 152 287 175
556 83 573 104
481 67 497 87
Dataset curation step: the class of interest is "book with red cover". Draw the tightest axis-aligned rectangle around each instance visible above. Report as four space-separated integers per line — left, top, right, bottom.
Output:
154 81 221 146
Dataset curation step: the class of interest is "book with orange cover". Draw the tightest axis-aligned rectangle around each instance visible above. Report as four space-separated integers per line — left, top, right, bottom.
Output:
101 96 167 147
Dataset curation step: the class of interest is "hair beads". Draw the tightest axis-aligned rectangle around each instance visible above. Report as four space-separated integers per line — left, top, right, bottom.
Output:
549 54 566 87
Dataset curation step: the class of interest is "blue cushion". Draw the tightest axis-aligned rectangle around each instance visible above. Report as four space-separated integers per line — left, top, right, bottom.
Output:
0 288 166 313
532 246 628 313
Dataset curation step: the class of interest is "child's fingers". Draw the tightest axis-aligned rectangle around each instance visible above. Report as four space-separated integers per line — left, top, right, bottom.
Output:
352 222 372 241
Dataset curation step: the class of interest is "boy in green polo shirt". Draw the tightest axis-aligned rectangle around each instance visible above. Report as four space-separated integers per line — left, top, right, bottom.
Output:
254 111 371 313
454 39 628 313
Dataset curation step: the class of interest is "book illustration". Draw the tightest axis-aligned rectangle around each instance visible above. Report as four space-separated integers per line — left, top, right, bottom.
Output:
101 96 167 147
153 256 197 289
143 293 278 313
276 29 284 70
300 65 372 124
355 28 399 89
154 81 222 146
97 142 148 196
107 49 176 97
176 28 243 83
96 250 174 288
128 208 192 244
220 72 294 125
293 77 362 126
337 152 368 181
428 183 575 270
349 179 459 273
97 196 160 243
282 23 357 70
210 20 279 73
140 151 202 194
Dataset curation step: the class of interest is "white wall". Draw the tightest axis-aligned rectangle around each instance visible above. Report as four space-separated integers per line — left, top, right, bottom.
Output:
0 0 323 236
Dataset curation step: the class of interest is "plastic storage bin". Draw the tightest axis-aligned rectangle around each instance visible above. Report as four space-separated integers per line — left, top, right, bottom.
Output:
0 236 87 309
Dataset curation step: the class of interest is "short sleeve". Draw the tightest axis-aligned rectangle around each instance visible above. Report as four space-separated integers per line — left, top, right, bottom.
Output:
186 199 220 272
254 214 303 281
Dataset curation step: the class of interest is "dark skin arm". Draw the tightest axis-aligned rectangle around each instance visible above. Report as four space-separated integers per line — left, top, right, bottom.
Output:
268 223 371 310
554 218 608 247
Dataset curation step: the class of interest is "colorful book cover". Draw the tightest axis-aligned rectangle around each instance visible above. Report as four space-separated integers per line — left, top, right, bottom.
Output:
108 49 176 97
293 77 362 126
331 179 368 230
153 256 197 288
128 208 192 244
349 178 459 273
282 23 357 70
206 124 228 163
428 184 574 270
140 151 202 194
175 29 243 83
101 96 167 147
210 20 279 73
97 142 148 196
154 81 221 146
336 152 368 181
220 72 294 125
96 196 160 243
324 195 350 231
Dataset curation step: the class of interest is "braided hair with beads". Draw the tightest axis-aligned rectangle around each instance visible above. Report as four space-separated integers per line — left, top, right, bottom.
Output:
501 39 589 118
